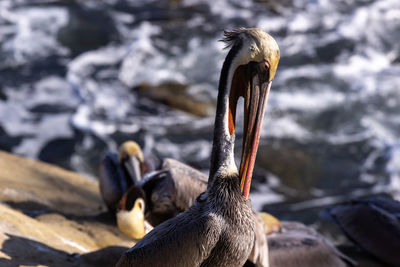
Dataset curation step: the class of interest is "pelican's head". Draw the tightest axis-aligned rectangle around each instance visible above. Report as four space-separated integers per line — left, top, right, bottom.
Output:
221 28 280 199
116 186 147 239
222 28 279 82
118 141 146 184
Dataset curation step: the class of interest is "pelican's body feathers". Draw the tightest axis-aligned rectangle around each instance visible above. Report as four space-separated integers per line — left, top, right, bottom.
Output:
117 174 256 267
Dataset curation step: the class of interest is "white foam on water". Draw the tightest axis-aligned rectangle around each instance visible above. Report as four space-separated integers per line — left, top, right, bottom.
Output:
250 184 285 211
257 17 286 33
387 145 400 200
119 22 184 87
13 114 73 158
2 6 68 62
271 90 345 111
262 116 310 140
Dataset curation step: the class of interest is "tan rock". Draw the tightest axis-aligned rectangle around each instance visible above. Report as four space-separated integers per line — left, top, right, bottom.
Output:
0 151 102 216
0 151 134 266
136 82 215 117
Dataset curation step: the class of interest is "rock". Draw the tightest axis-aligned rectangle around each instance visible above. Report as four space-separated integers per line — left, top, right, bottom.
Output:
135 82 215 117
57 5 120 56
0 150 134 266
0 90 6 101
0 126 22 153
253 0 294 14
257 138 379 198
38 137 81 169
315 38 355 63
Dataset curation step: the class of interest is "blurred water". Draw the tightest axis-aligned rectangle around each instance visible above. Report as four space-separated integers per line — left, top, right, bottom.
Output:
0 0 400 236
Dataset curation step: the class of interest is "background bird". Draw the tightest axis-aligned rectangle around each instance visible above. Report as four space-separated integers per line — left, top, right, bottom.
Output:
326 196 400 266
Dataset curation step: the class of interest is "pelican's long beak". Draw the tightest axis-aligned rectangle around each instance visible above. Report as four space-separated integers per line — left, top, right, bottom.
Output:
123 156 143 185
118 141 145 185
239 61 272 200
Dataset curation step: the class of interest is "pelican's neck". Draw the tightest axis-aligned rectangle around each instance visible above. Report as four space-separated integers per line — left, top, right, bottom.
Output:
209 41 243 185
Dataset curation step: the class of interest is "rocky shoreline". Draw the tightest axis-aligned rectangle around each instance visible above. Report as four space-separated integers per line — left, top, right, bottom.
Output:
0 150 387 266
0 150 133 266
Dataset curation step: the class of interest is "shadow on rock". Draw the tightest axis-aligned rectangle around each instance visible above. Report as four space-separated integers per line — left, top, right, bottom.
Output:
3 200 115 224
0 234 128 267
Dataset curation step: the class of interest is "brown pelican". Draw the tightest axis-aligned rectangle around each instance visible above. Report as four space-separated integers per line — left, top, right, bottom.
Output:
117 185 281 241
113 150 353 267
100 140 209 222
99 141 148 211
136 158 208 226
115 157 208 239
106 143 281 241
116 185 148 239
326 196 400 266
116 28 280 267
113 151 282 234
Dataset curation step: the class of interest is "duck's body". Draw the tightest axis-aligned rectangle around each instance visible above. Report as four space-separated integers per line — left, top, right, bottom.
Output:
117 28 280 266
327 197 400 266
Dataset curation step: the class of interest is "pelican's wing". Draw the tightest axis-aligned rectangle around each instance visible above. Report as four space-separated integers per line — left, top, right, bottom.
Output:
162 158 208 210
137 170 168 188
116 204 221 267
99 151 127 210
247 211 269 267
143 158 209 226
163 158 208 183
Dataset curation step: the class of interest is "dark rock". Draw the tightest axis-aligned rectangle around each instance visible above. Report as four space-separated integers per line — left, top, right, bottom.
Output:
29 104 75 114
279 53 317 68
257 138 386 197
38 138 78 167
0 126 23 152
315 38 355 63
0 57 66 88
57 6 120 56
253 0 294 14
0 90 7 101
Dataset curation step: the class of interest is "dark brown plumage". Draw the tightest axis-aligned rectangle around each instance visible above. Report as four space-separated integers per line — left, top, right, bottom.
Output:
99 140 208 226
99 141 149 212
139 158 208 226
